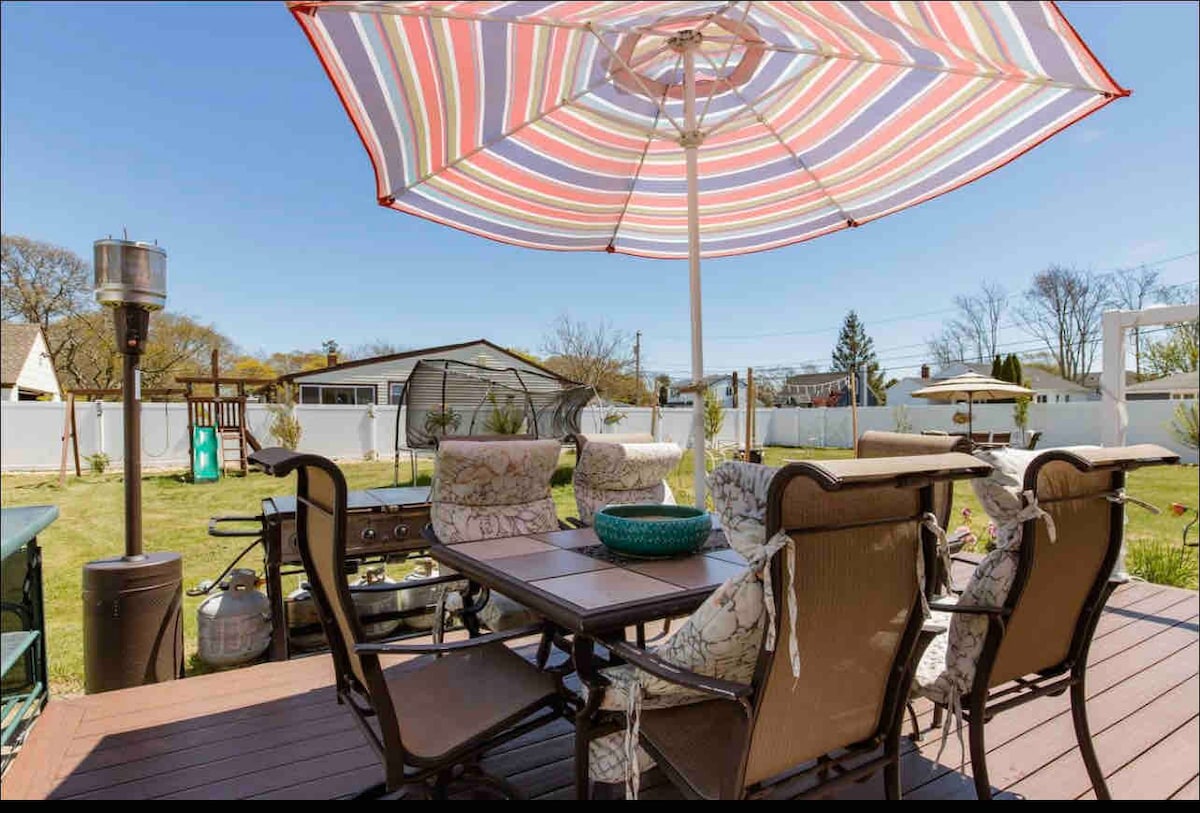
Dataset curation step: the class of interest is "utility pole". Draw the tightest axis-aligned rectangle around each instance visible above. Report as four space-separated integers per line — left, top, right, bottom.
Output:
634 330 642 404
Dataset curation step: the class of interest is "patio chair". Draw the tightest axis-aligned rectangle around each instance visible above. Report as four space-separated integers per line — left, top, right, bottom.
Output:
912 444 1180 800
990 431 1012 445
970 431 992 444
427 438 563 636
857 431 973 595
570 432 681 525
583 453 990 799
1024 429 1043 450
248 448 570 798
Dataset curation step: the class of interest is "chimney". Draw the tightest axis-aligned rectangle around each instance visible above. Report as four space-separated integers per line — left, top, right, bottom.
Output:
326 351 339 367
920 363 930 380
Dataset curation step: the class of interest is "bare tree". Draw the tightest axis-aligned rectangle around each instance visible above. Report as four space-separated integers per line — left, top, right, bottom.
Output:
1109 265 1164 376
952 281 1007 362
927 325 970 367
345 340 408 361
1018 265 1111 383
1 235 92 369
540 313 633 396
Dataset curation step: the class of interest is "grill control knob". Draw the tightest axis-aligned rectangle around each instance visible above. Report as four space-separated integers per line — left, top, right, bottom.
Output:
360 527 376 542
393 524 409 539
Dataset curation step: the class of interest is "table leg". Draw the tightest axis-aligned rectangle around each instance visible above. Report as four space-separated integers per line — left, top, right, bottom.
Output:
573 636 602 800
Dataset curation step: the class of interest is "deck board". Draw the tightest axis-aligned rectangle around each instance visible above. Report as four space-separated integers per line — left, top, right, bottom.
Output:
4 581 1196 801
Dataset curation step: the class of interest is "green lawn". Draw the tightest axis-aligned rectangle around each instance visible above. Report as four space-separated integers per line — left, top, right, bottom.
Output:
2 448 1195 694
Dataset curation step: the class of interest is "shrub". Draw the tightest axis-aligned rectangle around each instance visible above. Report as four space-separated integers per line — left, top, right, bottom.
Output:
483 392 525 435
85 452 110 475
267 384 303 450
1169 401 1199 450
703 389 725 442
892 405 913 434
1126 538 1198 589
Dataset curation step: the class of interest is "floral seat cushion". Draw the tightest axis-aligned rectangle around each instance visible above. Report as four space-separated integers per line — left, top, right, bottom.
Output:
913 448 1047 706
573 441 682 524
590 461 784 790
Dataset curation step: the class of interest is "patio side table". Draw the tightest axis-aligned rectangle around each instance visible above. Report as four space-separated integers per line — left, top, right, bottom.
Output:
1 504 56 767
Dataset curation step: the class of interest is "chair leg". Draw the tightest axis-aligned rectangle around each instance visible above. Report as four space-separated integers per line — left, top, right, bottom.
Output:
1071 678 1112 800
574 720 592 799
535 628 554 669
884 760 901 800
931 702 943 732
968 706 992 800
906 701 922 742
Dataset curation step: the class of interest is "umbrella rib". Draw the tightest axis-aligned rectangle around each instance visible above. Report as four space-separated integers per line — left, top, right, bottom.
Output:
387 41 674 198
608 56 678 254
737 41 1117 96
585 23 685 136
697 0 755 129
695 50 855 227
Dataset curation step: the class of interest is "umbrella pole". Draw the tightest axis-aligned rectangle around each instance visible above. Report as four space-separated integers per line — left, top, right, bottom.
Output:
682 39 706 508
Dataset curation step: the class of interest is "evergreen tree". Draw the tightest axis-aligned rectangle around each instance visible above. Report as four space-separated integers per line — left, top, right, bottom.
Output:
990 354 1004 379
1010 354 1023 385
831 310 891 404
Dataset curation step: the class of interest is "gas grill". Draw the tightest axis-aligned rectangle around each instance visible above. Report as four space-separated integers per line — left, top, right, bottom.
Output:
208 485 460 661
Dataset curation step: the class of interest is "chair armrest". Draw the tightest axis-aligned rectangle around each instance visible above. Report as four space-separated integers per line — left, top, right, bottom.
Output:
922 619 948 636
927 601 1008 616
354 622 545 655
605 639 753 702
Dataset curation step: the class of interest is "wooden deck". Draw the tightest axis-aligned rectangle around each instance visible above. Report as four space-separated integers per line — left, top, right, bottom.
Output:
5 577 1197 800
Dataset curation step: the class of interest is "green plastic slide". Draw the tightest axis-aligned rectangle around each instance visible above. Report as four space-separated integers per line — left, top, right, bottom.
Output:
192 426 219 483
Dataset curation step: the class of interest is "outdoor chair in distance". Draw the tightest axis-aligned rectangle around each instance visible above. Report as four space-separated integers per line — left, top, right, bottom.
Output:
249 447 571 799
911 444 1179 800
586 453 990 799
857 431 973 595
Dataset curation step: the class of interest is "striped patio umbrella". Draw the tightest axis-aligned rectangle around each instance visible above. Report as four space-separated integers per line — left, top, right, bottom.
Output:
289 1 1125 504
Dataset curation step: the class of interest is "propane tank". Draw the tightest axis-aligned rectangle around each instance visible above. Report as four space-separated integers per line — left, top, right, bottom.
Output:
196 569 271 668
286 582 326 651
396 558 441 631
351 566 401 639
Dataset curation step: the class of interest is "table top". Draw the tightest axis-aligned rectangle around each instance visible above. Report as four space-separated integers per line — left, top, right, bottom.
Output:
430 526 742 637
1 505 58 562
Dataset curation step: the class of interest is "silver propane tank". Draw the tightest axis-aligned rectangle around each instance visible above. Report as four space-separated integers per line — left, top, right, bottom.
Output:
196 569 271 668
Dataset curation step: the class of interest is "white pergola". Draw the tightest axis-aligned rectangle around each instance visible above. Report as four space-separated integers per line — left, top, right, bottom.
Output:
1100 302 1200 447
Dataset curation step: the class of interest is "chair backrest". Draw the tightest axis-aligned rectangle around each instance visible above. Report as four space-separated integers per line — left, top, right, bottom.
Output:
856 431 971 530
572 434 682 524
739 453 990 789
248 448 406 775
430 438 561 543
1025 430 1043 450
991 431 1012 445
971 431 992 443
984 445 1179 687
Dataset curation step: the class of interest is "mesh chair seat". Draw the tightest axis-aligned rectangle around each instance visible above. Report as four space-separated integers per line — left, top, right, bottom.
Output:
639 699 749 800
386 641 559 762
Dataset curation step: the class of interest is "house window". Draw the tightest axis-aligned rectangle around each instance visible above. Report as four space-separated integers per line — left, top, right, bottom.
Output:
299 384 376 405
388 382 406 405
1037 395 1047 404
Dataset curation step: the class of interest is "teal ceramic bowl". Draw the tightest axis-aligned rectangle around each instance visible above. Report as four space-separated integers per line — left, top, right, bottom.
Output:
593 504 713 558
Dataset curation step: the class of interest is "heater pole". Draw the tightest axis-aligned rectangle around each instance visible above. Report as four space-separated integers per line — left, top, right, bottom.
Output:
122 340 143 558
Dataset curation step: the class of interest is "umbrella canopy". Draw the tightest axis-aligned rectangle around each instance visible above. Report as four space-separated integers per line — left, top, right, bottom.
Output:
910 371 1034 434
290 1 1123 503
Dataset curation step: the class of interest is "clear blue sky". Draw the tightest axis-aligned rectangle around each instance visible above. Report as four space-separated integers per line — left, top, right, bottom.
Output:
2 1 1197 380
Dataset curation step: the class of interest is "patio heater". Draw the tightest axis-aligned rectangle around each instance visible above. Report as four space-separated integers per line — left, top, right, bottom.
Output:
81 238 183 694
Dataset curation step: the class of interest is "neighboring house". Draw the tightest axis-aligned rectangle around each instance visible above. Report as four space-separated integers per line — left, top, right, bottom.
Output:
0 323 61 402
889 362 1090 405
777 371 877 407
276 339 571 405
1080 370 1139 399
1124 370 1199 401
665 374 748 408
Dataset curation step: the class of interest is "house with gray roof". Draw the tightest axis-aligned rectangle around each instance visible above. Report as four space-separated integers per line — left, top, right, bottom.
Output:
1 323 61 402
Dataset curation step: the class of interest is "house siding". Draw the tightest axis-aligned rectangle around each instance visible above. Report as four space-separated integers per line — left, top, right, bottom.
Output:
286 343 561 405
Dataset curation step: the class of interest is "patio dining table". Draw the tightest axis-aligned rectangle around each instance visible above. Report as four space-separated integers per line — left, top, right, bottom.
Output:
428 524 742 797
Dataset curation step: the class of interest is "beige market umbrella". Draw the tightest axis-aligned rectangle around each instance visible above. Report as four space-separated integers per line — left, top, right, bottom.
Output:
911 371 1033 436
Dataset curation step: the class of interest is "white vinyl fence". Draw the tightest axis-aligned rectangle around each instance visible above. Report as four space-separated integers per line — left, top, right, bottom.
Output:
1 398 1195 472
